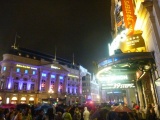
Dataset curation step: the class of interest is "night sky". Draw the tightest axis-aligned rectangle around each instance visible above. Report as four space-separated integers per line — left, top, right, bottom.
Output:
0 1 112 73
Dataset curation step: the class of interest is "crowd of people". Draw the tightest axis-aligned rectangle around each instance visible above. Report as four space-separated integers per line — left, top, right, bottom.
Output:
0 103 92 120
0 102 159 120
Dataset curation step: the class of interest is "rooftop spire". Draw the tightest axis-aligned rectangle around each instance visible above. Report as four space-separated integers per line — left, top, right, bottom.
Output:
54 46 57 61
72 53 75 65
12 32 21 49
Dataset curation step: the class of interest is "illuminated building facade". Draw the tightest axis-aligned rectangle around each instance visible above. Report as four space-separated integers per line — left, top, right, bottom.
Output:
0 47 88 105
81 71 100 105
97 0 160 109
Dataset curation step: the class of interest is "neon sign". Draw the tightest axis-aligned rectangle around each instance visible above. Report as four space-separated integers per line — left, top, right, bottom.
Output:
16 64 37 70
51 65 60 69
101 83 135 89
98 74 128 82
113 83 135 88
68 74 79 78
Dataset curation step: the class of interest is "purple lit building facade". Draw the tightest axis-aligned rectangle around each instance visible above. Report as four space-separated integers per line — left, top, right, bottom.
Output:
0 47 88 105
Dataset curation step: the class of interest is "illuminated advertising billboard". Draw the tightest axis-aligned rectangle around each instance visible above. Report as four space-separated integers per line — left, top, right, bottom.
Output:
100 74 135 90
101 82 135 90
121 0 136 36
109 31 146 56
120 32 146 52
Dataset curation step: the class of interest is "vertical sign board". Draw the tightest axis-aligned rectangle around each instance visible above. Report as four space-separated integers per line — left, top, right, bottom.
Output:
121 0 136 36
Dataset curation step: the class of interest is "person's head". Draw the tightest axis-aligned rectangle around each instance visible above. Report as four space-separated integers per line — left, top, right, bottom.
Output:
75 108 79 112
84 107 88 111
65 108 70 112
9 107 14 112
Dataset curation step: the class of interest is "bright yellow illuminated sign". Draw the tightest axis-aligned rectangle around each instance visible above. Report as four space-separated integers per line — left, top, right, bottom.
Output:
68 74 79 78
16 64 37 70
108 31 146 56
51 65 60 69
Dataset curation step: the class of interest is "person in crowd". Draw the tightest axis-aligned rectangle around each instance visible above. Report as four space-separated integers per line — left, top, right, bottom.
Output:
55 112 62 120
35 109 47 120
83 107 90 120
131 101 136 109
31 105 35 119
73 108 81 120
0 108 5 120
62 108 72 120
46 107 54 120
146 103 156 120
26 109 32 120
152 103 160 119
6 107 15 120
14 109 23 120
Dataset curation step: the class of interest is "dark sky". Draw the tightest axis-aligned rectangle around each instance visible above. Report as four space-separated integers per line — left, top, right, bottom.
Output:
0 1 112 73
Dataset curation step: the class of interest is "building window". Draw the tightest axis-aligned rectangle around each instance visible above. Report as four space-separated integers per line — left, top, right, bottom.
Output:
15 77 19 80
25 70 28 74
76 88 78 94
23 78 28 81
32 71 35 75
60 88 62 93
16 68 20 72
51 81 55 89
72 88 74 94
31 84 34 91
42 73 46 77
68 88 70 93
22 83 27 91
31 78 35 82
51 75 55 78
41 79 46 91
14 82 18 91
59 76 63 79
3 67 6 71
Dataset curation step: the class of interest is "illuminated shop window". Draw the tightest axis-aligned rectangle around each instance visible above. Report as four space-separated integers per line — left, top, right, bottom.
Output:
3 66 6 71
25 70 28 74
32 71 35 75
42 73 46 77
16 68 20 72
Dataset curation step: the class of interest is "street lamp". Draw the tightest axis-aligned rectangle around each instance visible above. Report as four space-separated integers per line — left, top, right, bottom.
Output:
48 89 54 98
64 95 67 105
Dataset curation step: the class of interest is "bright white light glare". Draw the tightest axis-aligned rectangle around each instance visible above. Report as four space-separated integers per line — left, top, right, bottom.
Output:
96 67 111 80
108 29 128 56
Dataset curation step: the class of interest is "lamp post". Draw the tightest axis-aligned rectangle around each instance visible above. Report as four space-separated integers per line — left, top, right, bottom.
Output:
64 95 67 105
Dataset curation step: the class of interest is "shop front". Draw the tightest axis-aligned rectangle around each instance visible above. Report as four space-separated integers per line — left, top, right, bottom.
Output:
97 52 155 107
11 97 18 104
20 97 26 104
29 97 34 104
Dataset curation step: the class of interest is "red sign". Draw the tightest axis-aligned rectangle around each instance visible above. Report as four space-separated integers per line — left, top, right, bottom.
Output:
121 0 136 36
